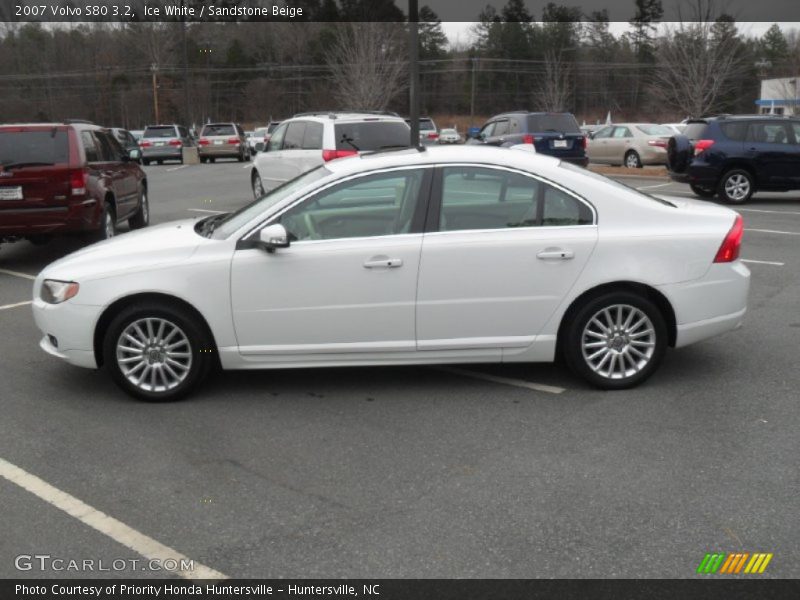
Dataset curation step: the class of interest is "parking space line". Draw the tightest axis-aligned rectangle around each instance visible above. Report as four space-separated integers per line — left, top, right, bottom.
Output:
166 165 189 172
741 259 785 266
746 228 800 236
434 366 565 394
0 300 32 311
188 209 225 214
0 457 228 580
0 268 36 280
636 183 673 190
739 208 800 216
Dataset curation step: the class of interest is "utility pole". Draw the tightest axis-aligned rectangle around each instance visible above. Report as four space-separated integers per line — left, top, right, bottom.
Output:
181 0 190 127
409 0 420 147
470 57 477 129
151 63 160 124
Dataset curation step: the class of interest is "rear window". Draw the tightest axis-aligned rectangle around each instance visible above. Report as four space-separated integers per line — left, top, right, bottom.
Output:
683 122 709 140
636 125 672 136
201 124 236 137
143 126 177 138
0 129 70 166
419 119 436 131
526 114 580 134
334 121 411 151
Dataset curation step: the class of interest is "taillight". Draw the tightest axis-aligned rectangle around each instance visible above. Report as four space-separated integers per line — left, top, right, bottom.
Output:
581 136 587 149
168 139 182 147
139 140 151 147
714 215 744 263
523 134 535 145
427 132 439 140
198 138 210 146
322 149 358 162
648 139 668 148
228 137 240 145
70 168 87 196
694 139 715 155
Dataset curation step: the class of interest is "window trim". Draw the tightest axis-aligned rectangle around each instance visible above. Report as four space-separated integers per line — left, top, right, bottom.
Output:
424 163 597 235
236 165 435 249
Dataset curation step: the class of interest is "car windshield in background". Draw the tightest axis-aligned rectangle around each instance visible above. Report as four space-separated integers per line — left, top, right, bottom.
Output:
683 122 709 140
335 122 411 151
559 161 676 207
637 125 672 136
210 166 331 239
254 128 267 137
419 119 436 131
0 130 69 166
527 114 581 134
143 127 177 138
202 124 236 136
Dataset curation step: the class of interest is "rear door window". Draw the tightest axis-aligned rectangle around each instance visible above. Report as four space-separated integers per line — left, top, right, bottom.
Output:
746 122 791 144
283 122 307 150
302 122 323 150
334 121 410 151
0 129 69 166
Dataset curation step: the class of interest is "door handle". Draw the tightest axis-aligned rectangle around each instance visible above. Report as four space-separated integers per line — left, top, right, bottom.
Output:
537 248 574 260
363 257 403 269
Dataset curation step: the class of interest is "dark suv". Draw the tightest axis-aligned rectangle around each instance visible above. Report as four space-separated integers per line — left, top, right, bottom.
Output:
667 115 800 204
0 122 148 248
467 111 588 166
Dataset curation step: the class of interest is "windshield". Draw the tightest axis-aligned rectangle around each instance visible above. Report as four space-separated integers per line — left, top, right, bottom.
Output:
210 166 331 239
0 129 69 166
558 161 676 207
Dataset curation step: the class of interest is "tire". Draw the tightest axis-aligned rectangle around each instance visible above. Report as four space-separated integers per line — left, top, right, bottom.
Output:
667 135 692 173
209 157 215 163
624 150 642 169
128 186 149 229
717 169 754 204
103 302 214 402
238 150 245 162
252 171 265 199
142 159 150 166
689 184 716 199
563 292 668 390
200 157 207 164
88 201 116 243
157 159 163 165
27 235 52 246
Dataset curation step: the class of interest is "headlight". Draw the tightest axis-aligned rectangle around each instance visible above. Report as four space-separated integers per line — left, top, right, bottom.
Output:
41 280 80 304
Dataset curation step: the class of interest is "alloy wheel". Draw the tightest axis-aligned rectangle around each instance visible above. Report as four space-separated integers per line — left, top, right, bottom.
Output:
116 318 193 393
581 304 656 380
724 174 750 202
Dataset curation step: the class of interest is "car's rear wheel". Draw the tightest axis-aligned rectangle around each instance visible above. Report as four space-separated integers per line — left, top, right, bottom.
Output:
209 157 215 163
718 169 754 204
142 159 150 166
689 184 716 198
156 159 163 165
625 150 642 168
563 292 667 390
252 171 265 199
103 302 214 402
128 187 149 229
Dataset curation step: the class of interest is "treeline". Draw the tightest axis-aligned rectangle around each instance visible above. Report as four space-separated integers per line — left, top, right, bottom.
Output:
0 0 799 128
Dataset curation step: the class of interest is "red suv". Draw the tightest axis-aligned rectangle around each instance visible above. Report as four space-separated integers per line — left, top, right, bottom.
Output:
0 122 148 248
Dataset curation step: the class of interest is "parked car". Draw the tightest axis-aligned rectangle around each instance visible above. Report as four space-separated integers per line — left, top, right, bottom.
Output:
250 112 410 198
247 127 266 156
438 128 461 144
667 114 800 204
661 123 686 136
139 124 195 165
110 128 141 163
32 146 748 401
418 117 439 144
0 122 148 248
129 130 144 141
587 123 672 168
198 122 249 163
467 111 588 166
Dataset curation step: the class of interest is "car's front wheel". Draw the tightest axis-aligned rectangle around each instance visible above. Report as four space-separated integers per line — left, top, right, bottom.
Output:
718 169 754 204
252 171 265 199
563 292 667 390
624 150 642 168
103 302 214 401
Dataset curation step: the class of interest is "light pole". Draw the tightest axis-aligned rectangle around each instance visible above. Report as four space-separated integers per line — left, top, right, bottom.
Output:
470 57 477 129
409 0 419 147
151 62 160 124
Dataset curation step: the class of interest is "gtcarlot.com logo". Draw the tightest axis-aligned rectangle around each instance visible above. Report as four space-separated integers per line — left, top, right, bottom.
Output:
697 552 773 574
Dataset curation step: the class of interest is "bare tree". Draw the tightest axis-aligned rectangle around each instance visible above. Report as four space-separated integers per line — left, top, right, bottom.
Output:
326 22 407 111
532 50 573 112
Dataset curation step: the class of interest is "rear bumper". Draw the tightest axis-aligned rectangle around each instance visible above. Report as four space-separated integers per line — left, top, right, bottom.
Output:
0 198 99 237
198 144 241 158
141 147 182 160
668 164 719 187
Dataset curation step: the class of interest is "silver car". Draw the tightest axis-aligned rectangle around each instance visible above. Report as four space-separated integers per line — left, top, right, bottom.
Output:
139 125 194 165
198 122 249 163
587 123 673 168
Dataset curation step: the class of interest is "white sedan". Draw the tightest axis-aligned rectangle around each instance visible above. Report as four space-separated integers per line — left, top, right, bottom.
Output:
32 146 749 401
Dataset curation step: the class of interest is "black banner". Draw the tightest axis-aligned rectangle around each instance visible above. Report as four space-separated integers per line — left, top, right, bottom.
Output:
4 579 800 600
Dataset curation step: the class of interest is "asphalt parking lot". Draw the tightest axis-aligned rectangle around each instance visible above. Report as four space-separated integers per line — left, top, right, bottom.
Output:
1 159 798 579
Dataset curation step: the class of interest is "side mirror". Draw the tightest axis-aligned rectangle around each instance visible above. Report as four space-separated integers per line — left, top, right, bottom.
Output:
128 149 141 161
258 223 290 252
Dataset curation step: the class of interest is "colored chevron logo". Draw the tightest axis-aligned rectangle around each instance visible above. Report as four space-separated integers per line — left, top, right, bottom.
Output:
697 552 773 574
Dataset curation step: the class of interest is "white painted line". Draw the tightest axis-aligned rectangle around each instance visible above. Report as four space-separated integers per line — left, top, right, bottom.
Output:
746 228 800 236
166 165 189 172
0 268 36 280
739 208 800 216
435 366 565 394
188 209 225 214
741 259 785 266
636 182 673 190
0 300 32 311
0 457 228 580
242 164 252 169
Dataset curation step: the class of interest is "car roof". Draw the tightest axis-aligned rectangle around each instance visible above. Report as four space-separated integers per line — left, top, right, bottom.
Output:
289 113 406 124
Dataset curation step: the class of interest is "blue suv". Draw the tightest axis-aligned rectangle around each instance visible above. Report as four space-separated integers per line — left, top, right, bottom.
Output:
667 115 800 204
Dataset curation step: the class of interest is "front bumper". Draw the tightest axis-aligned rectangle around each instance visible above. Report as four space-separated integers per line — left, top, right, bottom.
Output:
32 297 101 368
